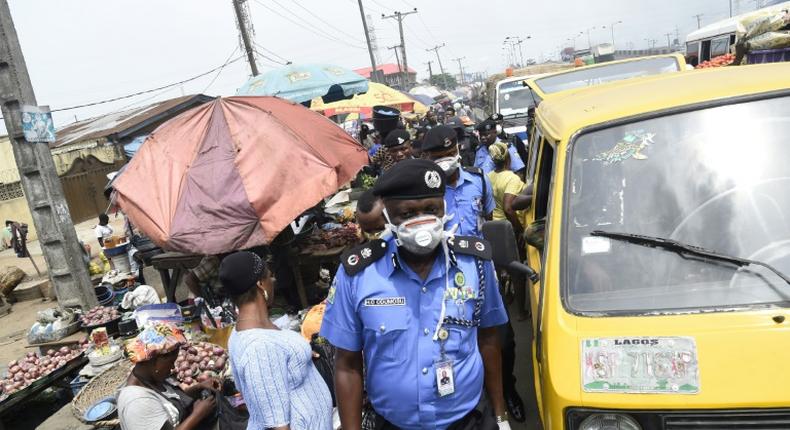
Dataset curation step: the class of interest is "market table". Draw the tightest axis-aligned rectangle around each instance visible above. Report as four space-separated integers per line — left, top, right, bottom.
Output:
289 246 347 308
150 252 203 303
0 354 88 430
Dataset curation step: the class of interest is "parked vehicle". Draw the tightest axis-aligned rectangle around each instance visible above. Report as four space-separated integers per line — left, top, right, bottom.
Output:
522 53 687 102
522 63 790 429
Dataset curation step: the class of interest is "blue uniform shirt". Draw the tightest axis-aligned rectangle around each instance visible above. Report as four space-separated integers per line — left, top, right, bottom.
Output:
474 139 525 174
444 169 495 238
320 238 508 430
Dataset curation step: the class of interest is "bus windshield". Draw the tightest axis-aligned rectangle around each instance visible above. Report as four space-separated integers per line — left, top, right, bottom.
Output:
534 56 682 95
497 80 541 117
564 95 790 315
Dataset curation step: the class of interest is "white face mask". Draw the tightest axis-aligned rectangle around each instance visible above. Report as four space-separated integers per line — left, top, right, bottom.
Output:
383 209 445 255
434 154 461 175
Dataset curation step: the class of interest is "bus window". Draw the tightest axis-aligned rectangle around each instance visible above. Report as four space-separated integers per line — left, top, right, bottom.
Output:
534 141 555 220
686 41 700 66
711 36 730 57
701 40 712 62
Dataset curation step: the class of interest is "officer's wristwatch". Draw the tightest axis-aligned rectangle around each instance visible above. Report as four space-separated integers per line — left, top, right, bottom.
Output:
496 412 509 423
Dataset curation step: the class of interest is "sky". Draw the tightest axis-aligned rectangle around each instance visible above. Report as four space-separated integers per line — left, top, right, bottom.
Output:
2 0 746 135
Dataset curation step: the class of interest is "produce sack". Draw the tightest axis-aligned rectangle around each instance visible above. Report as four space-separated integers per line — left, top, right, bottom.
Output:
748 31 790 50
736 8 790 39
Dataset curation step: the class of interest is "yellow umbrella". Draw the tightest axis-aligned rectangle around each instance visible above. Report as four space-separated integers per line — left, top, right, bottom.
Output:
312 82 426 117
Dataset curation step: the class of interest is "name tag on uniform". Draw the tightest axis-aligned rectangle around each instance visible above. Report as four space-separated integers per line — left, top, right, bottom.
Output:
435 360 455 397
364 297 406 307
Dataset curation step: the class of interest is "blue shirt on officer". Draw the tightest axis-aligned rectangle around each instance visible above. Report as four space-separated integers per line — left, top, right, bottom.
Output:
320 237 508 430
474 139 525 175
444 168 494 238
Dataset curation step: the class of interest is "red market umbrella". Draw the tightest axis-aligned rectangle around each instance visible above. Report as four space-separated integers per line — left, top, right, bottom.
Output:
113 96 368 254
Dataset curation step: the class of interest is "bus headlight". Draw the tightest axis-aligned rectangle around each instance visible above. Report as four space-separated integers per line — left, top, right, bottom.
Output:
578 413 642 430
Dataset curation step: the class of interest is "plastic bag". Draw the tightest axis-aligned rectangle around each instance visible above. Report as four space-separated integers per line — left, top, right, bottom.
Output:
121 285 161 310
742 10 789 40
748 31 790 50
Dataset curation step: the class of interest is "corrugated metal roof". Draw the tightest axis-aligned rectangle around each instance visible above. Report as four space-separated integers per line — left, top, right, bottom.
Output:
353 63 417 78
52 94 213 148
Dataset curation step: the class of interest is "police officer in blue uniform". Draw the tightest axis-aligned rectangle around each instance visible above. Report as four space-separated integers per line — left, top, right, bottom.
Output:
321 159 511 430
420 125 494 239
474 119 525 176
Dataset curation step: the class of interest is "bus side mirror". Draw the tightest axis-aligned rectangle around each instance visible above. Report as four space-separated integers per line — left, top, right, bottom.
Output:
482 220 539 283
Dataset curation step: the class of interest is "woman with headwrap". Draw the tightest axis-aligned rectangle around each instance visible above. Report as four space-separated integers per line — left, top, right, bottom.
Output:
221 251 332 430
118 323 218 430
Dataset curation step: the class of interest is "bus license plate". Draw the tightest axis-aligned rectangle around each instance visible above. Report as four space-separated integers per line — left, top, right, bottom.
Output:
581 336 699 394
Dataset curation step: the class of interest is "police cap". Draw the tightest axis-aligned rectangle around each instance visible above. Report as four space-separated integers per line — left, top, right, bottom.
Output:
382 129 411 148
420 125 457 153
476 118 497 132
372 159 445 200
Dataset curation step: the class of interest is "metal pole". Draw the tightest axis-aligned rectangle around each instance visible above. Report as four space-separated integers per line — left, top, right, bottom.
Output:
383 9 417 88
693 14 703 29
425 61 433 80
452 57 466 85
0 0 97 310
232 0 259 76
357 0 379 83
388 45 405 89
426 44 446 85
729 0 733 17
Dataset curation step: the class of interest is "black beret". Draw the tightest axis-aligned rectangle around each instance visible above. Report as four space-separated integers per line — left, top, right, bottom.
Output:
476 118 497 132
421 125 457 152
219 251 264 297
373 159 445 200
383 129 411 148
489 113 504 122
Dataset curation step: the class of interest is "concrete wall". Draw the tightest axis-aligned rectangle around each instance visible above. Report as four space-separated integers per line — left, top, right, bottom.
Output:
0 137 36 239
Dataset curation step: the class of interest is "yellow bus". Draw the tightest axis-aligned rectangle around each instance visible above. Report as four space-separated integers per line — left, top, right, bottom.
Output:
523 62 790 429
523 53 687 102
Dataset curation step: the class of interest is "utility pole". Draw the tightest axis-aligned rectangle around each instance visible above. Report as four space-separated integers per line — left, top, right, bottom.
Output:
0 0 97 310
426 43 446 86
357 0 380 83
382 8 418 88
664 32 673 48
387 45 406 89
452 57 466 85
729 0 733 17
693 14 704 29
232 0 259 76
424 61 434 81
609 21 622 48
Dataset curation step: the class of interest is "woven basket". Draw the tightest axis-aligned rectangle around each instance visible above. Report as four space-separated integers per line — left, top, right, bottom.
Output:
72 359 132 426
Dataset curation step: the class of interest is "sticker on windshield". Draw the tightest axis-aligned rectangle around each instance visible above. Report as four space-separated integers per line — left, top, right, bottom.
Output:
503 93 511 100
582 336 699 394
582 236 611 254
593 131 656 165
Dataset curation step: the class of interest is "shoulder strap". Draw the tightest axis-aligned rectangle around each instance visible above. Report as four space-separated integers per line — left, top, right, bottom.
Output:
340 239 388 276
462 167 489 211
448 235 492 260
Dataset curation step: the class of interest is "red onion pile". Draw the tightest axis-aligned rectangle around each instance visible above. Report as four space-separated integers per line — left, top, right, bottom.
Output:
172 342 227 386
80 306 120 326
2 347 81 395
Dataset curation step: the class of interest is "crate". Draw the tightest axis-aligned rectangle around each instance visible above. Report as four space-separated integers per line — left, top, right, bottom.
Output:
747 47 790 64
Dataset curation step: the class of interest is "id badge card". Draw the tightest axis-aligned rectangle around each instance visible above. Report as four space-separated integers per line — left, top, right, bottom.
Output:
435 359 455 397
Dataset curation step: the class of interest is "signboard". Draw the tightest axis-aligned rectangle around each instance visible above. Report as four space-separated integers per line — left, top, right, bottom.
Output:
21 105 56 143
582 336 700 394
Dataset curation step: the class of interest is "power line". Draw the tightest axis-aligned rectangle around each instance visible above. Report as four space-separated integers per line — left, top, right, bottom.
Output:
203 47 242 93
252 0 367 50
369 0 392 13
50 56 244 113
289 0 361 40
252 41 290 63
252 48 290 67
252 42 290 65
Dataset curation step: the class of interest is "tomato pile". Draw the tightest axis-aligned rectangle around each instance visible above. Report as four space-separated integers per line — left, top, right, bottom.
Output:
172 342 228 386
2 347 83 395
696 53 736 68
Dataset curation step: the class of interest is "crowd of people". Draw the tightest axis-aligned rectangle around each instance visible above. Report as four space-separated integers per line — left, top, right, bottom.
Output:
113 102 536 430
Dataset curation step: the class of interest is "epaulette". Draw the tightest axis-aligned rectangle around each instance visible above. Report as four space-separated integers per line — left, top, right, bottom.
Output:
448 235 492 260
340 239 388 276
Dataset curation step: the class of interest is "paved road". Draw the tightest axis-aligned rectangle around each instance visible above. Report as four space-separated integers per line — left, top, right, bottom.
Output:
510 311 543 430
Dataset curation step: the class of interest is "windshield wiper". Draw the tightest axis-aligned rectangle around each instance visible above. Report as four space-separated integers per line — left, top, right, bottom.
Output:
590 230 790 286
